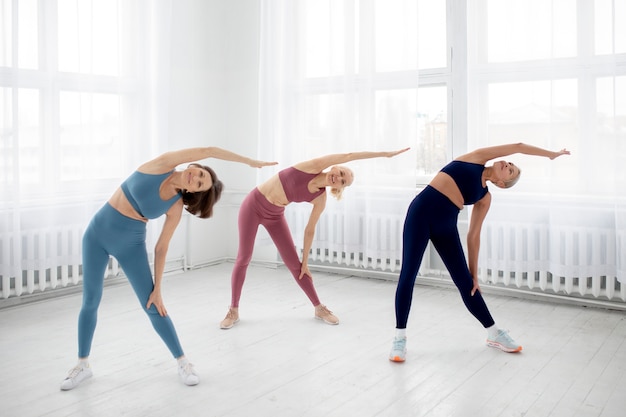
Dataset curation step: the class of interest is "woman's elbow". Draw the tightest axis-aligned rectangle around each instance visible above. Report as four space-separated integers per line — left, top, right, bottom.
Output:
154 244 169 258
467 231 481 244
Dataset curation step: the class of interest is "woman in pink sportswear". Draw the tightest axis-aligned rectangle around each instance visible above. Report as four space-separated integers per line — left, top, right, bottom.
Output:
220 148 410 329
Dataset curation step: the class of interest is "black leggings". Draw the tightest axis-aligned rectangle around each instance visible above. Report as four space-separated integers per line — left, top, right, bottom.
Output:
394 186 495 329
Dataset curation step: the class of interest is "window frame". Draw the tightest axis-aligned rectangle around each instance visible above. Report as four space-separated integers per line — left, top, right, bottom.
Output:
290 0 464 189
0 0 151 204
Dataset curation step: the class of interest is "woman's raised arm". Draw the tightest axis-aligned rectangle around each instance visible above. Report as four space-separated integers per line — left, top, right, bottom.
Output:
295 147 410 172
456 142 570 165
140 147 278 172
459 143 570 164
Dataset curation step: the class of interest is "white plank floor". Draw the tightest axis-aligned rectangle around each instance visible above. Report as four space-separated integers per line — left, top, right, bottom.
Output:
1 262 625 417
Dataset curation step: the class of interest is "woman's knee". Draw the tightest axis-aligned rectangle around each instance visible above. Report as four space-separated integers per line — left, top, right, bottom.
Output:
233 256 252 275
451 273 474 294
235 252 252 267
143 304 161 318
81 290 103 309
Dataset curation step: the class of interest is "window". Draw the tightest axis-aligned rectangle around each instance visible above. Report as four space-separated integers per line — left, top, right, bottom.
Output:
261 0 626 287
0 0 153 201
58 0 120 76
296 0 450 188
469 0 626 198
486 0 577 62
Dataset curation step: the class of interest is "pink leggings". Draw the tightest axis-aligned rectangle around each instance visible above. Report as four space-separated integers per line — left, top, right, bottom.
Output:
230 188 321 308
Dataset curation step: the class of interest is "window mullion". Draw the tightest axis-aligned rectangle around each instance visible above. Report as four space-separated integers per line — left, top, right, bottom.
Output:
39 0 59 194
577 0 594 60
449 0 466 158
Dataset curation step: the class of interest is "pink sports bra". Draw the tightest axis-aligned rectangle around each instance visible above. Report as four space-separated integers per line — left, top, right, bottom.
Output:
278 167 325 203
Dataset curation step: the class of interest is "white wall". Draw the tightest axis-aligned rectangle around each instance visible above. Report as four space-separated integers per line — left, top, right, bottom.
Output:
166 0 277 268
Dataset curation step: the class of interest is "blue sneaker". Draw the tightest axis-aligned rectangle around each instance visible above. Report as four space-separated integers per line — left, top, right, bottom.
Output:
486 329 522 353
389 337 407 362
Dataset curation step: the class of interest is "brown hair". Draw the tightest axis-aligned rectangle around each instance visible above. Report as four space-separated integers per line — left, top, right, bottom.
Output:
181 163 223 219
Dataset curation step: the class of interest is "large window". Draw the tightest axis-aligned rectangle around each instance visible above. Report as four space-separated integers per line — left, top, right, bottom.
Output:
469 0 626 291
260 0 452 189
0 0 157 201
259 0 459 275
0 0 171 297
260 0 626 293
468 0 626 198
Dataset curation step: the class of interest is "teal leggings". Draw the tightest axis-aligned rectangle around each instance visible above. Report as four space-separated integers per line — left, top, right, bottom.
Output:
78 203 184 358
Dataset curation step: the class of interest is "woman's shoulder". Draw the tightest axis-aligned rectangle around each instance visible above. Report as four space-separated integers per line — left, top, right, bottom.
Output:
290 161 322 174
453 152 485 165
136 153 180 174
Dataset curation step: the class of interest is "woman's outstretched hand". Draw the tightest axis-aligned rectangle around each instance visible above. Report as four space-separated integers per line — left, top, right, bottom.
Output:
386 147 411 158
248 160 279 168
550 148 571 160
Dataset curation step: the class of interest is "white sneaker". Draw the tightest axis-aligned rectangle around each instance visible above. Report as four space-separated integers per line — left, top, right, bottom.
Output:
178 361 200 386
486 329 523 353
60 363 93 391
389 337 407 362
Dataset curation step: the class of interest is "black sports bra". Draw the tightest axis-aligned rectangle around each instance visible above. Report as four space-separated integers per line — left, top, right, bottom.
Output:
439 161 488 205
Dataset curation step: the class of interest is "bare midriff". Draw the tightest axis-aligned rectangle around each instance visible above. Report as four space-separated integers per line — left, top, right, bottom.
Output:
428 172 465 210
256 175 290 207
108 188 148 222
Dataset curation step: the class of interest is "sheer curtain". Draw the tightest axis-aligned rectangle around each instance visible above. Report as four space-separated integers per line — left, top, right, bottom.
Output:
468 0 626 288
260 0 625 300
0 0 172 298
259 0 447 269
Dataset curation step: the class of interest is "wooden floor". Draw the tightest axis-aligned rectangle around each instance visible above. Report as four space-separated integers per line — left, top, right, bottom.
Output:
1 262 625 417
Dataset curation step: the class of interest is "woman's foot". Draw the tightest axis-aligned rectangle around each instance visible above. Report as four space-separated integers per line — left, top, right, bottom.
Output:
177 358 200 386
389 337 407 362
486 329 522 353
220 307 239 329
60 360 93 391
314 304 339 325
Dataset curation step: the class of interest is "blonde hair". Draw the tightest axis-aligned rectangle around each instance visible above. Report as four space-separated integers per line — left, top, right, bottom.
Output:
503 167 522 188
330 187 344 200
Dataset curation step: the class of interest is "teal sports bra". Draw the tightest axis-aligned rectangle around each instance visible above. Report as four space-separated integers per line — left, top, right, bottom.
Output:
120 170 182 219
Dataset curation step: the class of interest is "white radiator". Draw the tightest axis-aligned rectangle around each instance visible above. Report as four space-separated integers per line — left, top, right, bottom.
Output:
287 207 405 272
0 225 120 300
479 221 626 302
287 209 626 303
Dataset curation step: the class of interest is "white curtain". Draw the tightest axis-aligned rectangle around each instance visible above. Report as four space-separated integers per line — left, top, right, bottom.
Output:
259 0 441 269
468 0 626 285
260 0 626 294
0 0 172 297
